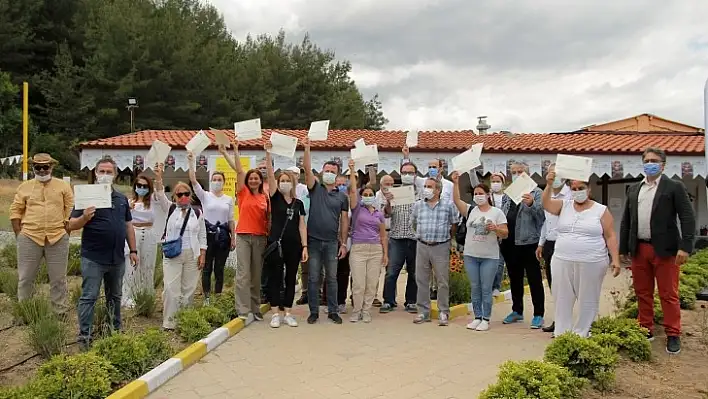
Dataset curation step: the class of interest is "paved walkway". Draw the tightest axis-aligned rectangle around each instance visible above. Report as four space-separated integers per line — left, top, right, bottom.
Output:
149 272 630 399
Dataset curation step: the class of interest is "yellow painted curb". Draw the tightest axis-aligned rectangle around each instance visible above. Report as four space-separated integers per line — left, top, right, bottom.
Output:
259 303 271 314
224 318 245 336
105 380 149 399
174 342 207 368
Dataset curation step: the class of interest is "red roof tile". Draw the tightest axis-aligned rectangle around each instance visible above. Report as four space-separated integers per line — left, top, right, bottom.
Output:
79 129 706 155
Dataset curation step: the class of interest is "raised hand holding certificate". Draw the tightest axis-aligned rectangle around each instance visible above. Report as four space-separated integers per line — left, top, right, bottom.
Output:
555 154 593 182
74 184 112 210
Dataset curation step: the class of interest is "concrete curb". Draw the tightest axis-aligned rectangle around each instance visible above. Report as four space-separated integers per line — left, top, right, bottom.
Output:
430 286 530 319
106 304 271 399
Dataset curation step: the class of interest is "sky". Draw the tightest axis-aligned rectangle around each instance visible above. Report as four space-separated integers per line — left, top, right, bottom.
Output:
209 0 708 133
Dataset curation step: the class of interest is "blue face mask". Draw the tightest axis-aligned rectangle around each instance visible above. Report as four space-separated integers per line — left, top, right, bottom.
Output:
643 162 661 177
135 187 149 197
337 184 348 192
428 167 438 178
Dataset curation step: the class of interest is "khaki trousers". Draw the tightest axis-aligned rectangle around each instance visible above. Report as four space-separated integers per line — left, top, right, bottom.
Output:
162 248 199 329
349 243 384 314
235 234 267 315
17 233 70 314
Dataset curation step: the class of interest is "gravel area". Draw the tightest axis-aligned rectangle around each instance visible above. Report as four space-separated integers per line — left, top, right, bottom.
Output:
0 231 82 250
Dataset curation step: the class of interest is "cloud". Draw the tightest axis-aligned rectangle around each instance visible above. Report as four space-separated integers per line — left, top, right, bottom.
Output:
209 0 708 132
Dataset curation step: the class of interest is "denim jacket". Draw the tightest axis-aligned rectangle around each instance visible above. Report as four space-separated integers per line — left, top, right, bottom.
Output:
514 187 545 245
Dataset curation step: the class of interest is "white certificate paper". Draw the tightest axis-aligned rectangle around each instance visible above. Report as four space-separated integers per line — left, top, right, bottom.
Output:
354 138 366 149
185 130 211 155
451 143 483 172
308 120 330 141
504 172 538 205
234 118 262 140
269 132 298 159
350 144 379 169
406 130 418 147
74 184 112 210
555 154 593 182
212 130 231 147
388 185 416 206
146 140 172 168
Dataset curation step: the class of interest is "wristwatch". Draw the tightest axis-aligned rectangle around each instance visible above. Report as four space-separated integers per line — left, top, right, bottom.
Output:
129 250 138 254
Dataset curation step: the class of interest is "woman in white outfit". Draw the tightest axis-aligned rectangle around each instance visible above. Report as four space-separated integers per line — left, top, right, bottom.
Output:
541 171 621 338
122 174 159 308
154 164 207 330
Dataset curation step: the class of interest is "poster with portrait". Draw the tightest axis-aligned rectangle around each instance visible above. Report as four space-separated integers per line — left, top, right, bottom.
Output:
541 158 553 177
681 161 694 178
506 158 517 178
611 160 624 178
165 155 176 170
197 155 207 169
132 155 144 171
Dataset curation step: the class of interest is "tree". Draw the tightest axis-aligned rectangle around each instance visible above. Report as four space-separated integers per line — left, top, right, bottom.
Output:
0 71 22 157
364 94 388 130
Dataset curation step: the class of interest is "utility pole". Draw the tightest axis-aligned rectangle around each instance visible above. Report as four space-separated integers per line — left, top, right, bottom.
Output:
127 98 138 132
22 82 29 180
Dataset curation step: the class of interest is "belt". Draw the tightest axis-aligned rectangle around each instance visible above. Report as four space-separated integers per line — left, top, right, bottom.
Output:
133 223 153 228
638 239 652 244
417 239 450 246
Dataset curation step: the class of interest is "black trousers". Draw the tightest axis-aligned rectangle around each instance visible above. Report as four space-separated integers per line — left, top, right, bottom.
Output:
541 240 556 292
265 241 301 310
202 233 230 296
501 242 545 317
323 252 350 305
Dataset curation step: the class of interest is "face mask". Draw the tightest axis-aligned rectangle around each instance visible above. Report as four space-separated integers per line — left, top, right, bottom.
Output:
362 196 376 206
382 186 391 193
572 189 588 203
473 195 488 205
337 184 348 192
490 182 502 193
96 174 114 185
279 182 292 194
322 172 337 185
135 187 149 197
177 196 191 207
422 188 434 200
552 177 564 189
210 181 223 192
643 162 661 177
401 174 415 185
35 174 51 183
511 174 519 183
428 167 438 178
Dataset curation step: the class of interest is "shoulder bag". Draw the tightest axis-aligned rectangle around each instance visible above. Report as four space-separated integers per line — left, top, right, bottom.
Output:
161 205 193 259
263 198 295 260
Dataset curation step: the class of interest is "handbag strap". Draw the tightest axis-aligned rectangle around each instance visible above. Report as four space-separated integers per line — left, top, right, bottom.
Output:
274 197 295 242
163 204 192 240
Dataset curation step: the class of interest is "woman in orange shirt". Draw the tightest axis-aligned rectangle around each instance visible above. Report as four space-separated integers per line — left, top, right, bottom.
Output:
220 137 269 321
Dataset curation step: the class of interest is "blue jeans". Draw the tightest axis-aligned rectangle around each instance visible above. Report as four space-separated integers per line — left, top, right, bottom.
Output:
78 257 125 341
464 255 498 319
307 238 339 315
492 252 505 291
383 238 417 306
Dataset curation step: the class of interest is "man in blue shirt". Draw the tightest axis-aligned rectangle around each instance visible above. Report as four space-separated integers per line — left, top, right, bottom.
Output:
68 157 137 348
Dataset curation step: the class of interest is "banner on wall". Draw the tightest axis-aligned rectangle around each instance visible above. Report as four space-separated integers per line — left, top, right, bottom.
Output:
214 156 254 221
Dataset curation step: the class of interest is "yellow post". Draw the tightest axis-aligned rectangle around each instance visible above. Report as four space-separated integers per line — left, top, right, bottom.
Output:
22 82 29 180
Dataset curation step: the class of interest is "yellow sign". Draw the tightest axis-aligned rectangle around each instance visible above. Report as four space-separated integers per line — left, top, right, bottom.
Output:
214 156 253 221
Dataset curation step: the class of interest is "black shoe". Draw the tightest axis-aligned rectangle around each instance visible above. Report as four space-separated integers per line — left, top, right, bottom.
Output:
646 332 655 342
307 313 318 324
372 299 382 307
260 295 269 304
666 336 681 354
296 295 308 305
430 290 438 300
542 322 555 333
328 313 343 324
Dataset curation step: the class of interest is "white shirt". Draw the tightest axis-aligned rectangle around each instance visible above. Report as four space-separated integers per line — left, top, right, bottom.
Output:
463 205 507 259
193 183 234 225
539 185 572 245
492 193 504 208
130 200 155 224
155 191 207 259
374 190 391 230
296 183 309 201
554 200 608 263
637 178 659 240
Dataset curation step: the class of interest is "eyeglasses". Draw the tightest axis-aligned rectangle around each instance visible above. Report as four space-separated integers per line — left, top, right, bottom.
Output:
175 192 191 198
33 165 50 171
135 183 149 189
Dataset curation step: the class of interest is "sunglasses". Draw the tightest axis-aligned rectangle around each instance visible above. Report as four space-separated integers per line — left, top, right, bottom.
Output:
33 165 50 171
175 192 191 198
135 183 149 189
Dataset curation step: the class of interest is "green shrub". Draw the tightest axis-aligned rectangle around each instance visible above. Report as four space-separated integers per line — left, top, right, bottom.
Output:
620 294 663 324
681 263 708 287
590 317 652 362
0 386 33 399
154 248 164 289
176 308 212 343
66 243 82 276
26 315 68 359
13 296 53 325
36 261 49 284
679 284 697 310
92 297 113 337
198 305 228 328
223 266 236 288
140 328 173 367
544 332 618 391
69 284 82 306
133 288 157 318
449 271 471 306
28 352 115 399
588 333 622 350
479 360 586 399
681 274 703 292
212 290 237 320
0 268 18 299
91 333 151 381
0 244 17 269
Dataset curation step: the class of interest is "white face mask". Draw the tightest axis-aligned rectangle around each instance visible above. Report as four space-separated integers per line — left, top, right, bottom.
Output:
572 189 588 203
322 172 337 185
490 182 502 193
422 188 434 200
401 174 415 185
278 182 292 194
362 196 376 206
210 181 223 192
473 195 488 205
35 174 52 182
96 174 114 185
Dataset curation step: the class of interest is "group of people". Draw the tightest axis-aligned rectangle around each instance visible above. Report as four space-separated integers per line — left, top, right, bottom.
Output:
9 142 694 354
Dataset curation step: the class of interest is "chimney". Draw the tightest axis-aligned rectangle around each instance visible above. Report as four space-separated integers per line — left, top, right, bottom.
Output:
476 116 491 134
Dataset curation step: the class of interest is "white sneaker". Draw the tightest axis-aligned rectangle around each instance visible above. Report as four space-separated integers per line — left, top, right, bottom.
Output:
269 314 281 328
475 320 490 331
362 311 372 323
467 319 482 330
492 289 501 297
283 314 298 327
350 312 361 323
